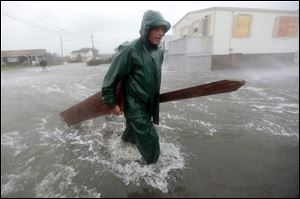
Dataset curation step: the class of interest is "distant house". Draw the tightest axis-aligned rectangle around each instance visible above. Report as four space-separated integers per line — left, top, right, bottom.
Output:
168 7 299 71
70 48 98 62
1 49 47 66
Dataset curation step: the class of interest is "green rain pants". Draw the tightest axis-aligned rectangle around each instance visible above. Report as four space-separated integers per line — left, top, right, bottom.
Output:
121 117 160 164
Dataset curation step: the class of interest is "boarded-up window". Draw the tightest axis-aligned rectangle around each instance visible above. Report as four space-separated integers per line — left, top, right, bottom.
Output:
273 16 299 37
233 15 252 38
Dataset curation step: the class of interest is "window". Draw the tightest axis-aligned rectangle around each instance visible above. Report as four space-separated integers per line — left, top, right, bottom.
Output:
181 26 189 37
273 16 299 38
7 57 19 63
233 15 252 38
192 21 200 33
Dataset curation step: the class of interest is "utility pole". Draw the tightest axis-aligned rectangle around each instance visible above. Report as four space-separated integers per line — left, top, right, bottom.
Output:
91 33 95 58
60 29 64 62
60 36 64 60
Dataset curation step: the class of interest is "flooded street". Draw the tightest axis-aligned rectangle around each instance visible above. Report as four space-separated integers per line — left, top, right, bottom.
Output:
1 63 299 197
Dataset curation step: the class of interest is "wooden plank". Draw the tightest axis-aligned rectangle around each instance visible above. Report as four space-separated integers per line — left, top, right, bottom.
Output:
60 79 245 126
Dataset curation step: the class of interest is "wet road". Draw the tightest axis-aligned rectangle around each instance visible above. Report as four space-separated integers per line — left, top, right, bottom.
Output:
1 63 299 197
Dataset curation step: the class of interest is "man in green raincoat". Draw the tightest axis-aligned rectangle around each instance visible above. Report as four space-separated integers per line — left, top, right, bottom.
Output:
101 10 171 164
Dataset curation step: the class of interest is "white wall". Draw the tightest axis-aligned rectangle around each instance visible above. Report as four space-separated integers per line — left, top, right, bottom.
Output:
174 8 299 56
71 51 94 62
173 10 215 39
213 10 232 55
213 10 299 55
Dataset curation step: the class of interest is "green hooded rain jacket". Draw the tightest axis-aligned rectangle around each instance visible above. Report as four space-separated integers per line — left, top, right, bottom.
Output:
101 10 170 164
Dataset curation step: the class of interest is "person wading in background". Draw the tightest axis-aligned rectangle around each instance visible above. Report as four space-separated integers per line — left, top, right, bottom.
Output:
39 59 48 72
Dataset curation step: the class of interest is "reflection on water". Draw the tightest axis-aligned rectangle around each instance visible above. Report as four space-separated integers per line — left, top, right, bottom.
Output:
1 63 299 197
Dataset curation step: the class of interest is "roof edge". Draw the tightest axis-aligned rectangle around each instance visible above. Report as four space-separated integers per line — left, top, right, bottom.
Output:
173 6 299 27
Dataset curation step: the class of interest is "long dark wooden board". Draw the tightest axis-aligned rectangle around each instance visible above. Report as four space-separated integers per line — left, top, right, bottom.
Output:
60 79 245 125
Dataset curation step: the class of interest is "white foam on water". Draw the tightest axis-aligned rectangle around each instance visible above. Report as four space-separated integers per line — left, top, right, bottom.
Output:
268 96 286 102
38 127 66 144
205 97 224 103
35 116 69 144
35 164 101 198
166 113 187 121
162 112 218 136
251 102 299 114
102 126 185 193
261 119 299 138
36 117 48 131
1 173 19 196
243 86 267 98
1 168 32 196
70 120 185 193
158 124 178 131
246 119 299 138
190 120 218 135
81 73 99 85
65 127 107 166
2 76 35 87
44 86 66 94
284 109 299 114
278 103 299 109
30 83 66 94
245 122 255 129
1 131 28 156
1 131 20 147
252 105 285 113
73 83 95 97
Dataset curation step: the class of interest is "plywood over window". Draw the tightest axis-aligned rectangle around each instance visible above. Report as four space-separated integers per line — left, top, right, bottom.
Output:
233 15 252 38
273 16 299 37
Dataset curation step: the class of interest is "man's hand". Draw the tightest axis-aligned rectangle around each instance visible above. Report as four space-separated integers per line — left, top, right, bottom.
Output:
111 105 122 115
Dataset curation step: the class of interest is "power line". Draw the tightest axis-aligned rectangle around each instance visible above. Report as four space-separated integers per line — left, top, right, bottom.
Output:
1 5 124 54
3 2 103 44
2 11 62 35
2 12 100 57
2 11 99 45
10 2 93 40
10 2 63 30
5 3 138 45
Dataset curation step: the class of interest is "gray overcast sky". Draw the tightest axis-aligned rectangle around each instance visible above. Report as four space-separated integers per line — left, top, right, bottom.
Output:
1 1 299 56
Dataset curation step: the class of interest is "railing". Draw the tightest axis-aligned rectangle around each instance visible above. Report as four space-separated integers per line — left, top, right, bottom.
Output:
168 36 213 55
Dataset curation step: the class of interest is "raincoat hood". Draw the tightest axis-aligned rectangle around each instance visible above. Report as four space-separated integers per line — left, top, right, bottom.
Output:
139 10 171 43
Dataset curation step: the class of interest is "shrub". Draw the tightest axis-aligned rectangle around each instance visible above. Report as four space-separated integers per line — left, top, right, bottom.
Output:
87 59 101 66
87 58 112 66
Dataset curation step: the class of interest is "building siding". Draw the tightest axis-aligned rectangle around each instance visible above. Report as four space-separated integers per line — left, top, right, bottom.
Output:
173 10 214 39
173 7 299 55
213 11 232 55
230 11 299 54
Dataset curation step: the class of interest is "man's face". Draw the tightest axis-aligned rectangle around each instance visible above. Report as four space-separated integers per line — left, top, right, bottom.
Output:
148 26 165 45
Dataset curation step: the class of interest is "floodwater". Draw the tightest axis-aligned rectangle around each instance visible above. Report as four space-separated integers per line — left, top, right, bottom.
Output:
1 63 299 197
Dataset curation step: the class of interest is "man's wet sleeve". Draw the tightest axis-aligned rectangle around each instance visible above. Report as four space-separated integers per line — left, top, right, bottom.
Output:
101 47 132 108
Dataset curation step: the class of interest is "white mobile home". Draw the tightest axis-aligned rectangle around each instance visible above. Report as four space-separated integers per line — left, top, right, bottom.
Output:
168 7 299 71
